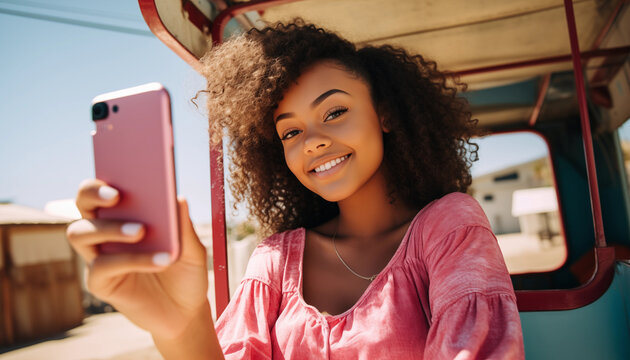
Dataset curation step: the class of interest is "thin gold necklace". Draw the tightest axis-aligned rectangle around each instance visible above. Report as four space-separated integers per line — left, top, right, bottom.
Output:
331 220 378 282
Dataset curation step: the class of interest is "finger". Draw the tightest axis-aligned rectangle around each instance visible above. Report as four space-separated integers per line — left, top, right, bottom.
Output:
87 252 173 295
176 197 207 264
67 219 145 263
75 179 120 219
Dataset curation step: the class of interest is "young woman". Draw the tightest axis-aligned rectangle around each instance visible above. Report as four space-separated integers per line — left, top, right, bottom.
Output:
67 21 524 359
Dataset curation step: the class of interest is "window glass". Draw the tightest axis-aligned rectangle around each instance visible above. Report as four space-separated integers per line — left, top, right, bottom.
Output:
617 118 630 187
470 132 567 274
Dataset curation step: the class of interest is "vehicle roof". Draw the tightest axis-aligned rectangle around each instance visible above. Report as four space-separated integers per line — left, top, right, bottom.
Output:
260 0 609 87
143 0 628 129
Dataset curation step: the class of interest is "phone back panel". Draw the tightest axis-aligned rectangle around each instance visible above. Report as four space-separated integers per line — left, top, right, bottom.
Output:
92 83 180 258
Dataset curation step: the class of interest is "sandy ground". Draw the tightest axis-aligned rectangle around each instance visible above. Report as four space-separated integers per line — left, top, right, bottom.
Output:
0 313 162 360
496 232 566 274
0 234 565 359
0 271 217 360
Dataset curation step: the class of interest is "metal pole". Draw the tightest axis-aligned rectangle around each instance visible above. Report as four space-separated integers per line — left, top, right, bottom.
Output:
209 144 229 316
453 46 630 76
528 73 551 127
209 0 303 319
563 0 607 248
211 0 299 42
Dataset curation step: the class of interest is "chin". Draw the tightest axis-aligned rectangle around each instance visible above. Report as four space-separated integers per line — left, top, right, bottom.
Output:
313 187 355 203
318 194 343 203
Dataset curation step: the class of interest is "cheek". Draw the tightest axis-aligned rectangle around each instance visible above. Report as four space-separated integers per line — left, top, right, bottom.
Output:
355 117 385 161
283 144 304 178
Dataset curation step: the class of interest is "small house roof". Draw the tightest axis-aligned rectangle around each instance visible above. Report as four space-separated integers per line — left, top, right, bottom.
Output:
0 203 73 225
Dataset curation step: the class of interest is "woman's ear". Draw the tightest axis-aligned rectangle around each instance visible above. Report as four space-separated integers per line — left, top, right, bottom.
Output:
380 116 391 133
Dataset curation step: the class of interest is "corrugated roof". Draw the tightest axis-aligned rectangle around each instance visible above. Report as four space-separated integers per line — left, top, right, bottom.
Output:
0 204 73 225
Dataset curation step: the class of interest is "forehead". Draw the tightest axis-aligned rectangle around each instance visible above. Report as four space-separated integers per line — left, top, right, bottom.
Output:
275 61 370 112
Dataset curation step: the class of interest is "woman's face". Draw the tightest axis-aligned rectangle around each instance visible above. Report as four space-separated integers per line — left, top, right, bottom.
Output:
274 61 388 202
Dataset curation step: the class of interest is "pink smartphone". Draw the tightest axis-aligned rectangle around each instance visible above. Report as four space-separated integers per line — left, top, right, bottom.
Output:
91 82 180 260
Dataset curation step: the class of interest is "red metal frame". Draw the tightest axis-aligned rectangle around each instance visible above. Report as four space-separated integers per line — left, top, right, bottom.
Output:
182 1 213 35
140 0 623 315
452 46 630 77
486 128 570 277
138 0 201 71
209 145 230 314
211 0 298 43
528 73 551 127
590 0 628 51
517 246 615 311
563 0 607 249
586 1 629 90
515 0 614 312
208 0 303 317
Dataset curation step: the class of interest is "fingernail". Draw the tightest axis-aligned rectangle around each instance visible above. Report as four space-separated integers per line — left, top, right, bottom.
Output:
98 186 118 200
152 252 171 266
121 222 142 236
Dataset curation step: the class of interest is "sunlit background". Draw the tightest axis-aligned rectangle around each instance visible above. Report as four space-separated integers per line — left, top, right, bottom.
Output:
0 0 550 224
4 1 625 359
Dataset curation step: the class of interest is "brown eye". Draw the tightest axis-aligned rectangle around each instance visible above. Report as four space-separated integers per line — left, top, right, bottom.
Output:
282 129 301 140
324 106 348 121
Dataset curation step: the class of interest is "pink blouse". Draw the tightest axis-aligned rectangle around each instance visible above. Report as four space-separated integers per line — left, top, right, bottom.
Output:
215 193 524 359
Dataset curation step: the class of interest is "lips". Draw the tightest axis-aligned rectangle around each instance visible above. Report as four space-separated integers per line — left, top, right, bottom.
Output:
309 154 351 174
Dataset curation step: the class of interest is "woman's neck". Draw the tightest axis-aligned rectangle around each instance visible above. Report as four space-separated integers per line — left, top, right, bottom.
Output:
335 167 417 240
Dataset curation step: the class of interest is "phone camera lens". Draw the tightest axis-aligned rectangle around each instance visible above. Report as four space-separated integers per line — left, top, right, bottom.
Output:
92 102 109 121
112 105 119 113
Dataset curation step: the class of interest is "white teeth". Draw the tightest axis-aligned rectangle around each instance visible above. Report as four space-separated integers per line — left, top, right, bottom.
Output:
314 155 349 173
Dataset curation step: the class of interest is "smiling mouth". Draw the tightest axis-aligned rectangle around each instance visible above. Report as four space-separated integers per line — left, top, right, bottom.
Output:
311 154 351 174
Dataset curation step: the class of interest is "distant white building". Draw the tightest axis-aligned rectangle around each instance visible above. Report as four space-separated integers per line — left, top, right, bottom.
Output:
470 157 554 235
512 187 561 240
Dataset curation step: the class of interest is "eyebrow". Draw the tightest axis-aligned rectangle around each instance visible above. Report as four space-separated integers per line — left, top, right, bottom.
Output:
275 89 349 123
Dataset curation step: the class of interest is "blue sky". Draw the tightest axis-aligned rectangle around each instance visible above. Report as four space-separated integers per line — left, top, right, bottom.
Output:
0 0 214 222
619 120 630 142
0 0 551 224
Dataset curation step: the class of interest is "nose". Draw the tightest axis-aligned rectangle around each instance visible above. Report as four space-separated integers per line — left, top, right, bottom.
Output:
303 129 331 155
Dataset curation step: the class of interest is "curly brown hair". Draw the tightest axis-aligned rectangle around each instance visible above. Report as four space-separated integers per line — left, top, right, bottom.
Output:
196 19 479 237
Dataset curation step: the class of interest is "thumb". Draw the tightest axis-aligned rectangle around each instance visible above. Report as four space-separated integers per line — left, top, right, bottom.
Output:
176 196 206 262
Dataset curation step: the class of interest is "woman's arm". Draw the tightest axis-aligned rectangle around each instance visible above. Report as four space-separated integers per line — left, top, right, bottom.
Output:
67 180 225 359
418 194 524 358
423 225 524 359
153 300 225 360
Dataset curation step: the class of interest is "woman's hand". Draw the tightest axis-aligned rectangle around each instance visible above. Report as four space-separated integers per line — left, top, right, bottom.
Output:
66 179 211 340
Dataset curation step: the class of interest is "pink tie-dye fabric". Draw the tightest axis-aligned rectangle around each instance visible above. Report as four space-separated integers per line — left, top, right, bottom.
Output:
215 192 524 359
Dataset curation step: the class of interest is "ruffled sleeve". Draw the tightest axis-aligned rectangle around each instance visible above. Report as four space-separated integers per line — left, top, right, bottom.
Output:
424 292 524 359
420 193 525 359
215 278 281 360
